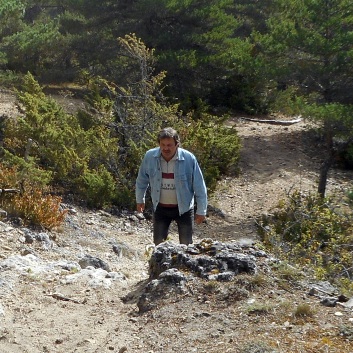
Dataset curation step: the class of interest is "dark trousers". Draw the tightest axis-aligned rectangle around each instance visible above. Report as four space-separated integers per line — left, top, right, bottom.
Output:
153 205 194 245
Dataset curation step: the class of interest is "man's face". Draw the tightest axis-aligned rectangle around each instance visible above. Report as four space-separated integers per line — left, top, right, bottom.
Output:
160 137 178 161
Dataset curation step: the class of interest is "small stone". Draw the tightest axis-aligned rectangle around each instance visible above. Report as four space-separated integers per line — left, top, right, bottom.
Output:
24 233 35 244
20 248 35 256
135 212 145 220
0 304 5 316
320 297 337 307
129 215 139 222
68 208 77 214
79 254 110 272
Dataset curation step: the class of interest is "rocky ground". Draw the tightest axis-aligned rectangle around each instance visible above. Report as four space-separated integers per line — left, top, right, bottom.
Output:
0 89 353 353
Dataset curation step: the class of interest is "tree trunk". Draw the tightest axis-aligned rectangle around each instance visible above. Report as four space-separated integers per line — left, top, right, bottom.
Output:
318 154 334 198
318 123 334 198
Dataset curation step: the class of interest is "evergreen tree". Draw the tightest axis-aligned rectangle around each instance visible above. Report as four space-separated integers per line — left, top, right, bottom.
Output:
127 0 248 111
257 0 353 196
259 0 353 103
0 0 70 79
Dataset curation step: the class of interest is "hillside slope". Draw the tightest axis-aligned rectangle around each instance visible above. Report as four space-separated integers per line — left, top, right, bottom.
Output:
0 91 352 353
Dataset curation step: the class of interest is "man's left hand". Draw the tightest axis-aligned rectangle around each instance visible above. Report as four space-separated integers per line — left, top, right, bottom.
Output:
195 214 206 225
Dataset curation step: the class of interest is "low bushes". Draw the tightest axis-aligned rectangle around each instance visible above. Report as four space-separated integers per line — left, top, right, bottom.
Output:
258 190 353 294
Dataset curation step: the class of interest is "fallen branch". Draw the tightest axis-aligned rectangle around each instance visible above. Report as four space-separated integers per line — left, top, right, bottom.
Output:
47 292 83 304
240 116 302 126
0 188 20 194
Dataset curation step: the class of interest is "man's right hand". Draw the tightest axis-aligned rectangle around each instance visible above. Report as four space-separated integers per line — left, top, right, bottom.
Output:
137 203 145 213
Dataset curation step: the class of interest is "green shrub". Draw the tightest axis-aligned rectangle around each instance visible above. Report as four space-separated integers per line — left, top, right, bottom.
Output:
0 70 23 87
348 189 353 204
293 303 315 318
246 302 273 315
0 152 52 188
339 325 353 341
77 167 116 209
177 117 241 191
240 341 279 353
270 261 303 284
3 73 119 200
114 183 136 210
259 191 353 292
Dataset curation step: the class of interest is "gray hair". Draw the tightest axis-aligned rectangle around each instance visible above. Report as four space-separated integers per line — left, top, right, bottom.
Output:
157 127 180 145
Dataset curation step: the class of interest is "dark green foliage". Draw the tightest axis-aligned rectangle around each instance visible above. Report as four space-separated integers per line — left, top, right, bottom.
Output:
0 2 68 78
0 1 26 40
0 70 23 87
257 0 353 104
132 0 254 111
2 0 353 116
340 143 353 169
113 182 136 210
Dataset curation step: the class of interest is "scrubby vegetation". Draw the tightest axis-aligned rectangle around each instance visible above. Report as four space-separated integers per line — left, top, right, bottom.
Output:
258 191 353 294
0 57 240 224
0 165 66 229
0 1 352 295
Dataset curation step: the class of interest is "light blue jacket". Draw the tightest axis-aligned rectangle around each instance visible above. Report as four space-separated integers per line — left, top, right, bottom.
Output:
136 147 207 215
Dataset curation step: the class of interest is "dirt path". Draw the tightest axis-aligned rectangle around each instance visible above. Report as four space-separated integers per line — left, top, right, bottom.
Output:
201 116 353 243
201 117 318 242
0 89 18 117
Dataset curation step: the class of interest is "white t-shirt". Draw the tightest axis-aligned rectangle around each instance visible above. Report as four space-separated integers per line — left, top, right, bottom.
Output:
159 154 178 206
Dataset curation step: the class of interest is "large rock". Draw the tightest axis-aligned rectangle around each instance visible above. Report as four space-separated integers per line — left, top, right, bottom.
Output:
136 239 267 312
137 268 187 313
149 239 261 280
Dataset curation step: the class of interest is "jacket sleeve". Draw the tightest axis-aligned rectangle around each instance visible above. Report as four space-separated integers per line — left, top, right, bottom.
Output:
193 159 208 216
135 154 150 204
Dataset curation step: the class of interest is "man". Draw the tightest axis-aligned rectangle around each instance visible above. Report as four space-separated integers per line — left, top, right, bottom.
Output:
136 127 207 245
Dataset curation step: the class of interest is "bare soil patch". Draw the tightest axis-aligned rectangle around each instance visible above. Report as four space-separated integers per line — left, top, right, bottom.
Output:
205 116 351 242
